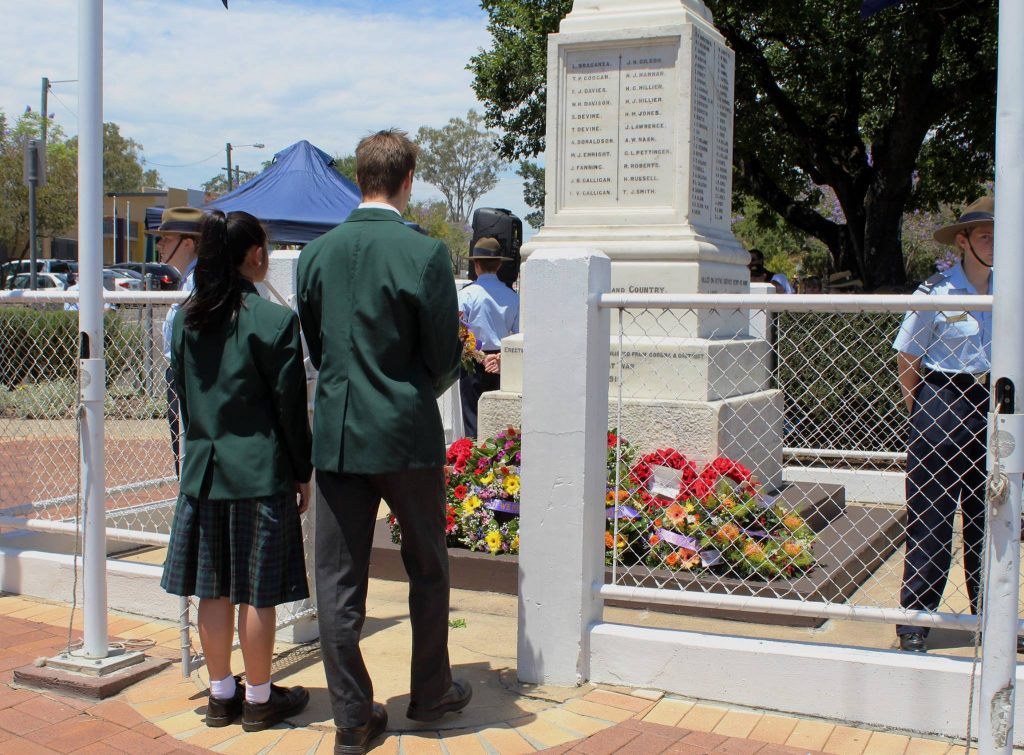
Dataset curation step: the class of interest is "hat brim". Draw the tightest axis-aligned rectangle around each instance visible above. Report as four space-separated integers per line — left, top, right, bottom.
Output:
144 227 202 237
469 254 511 261
933 219 993 246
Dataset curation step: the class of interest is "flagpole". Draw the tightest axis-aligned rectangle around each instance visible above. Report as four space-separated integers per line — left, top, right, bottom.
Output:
78 0 109 659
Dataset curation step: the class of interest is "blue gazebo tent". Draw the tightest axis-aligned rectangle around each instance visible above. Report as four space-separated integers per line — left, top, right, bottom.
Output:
205 140 361 245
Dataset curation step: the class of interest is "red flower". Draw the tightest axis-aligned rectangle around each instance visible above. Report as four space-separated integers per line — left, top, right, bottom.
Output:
453 485 468 500
447 438 474 464
607 432 618 448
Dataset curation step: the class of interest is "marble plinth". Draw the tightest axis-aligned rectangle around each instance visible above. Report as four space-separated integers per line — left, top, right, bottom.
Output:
500 333 770 402
478 388 783 488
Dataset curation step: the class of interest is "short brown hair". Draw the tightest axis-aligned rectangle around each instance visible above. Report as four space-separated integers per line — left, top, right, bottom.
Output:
355 129 418 199
474 258 503 274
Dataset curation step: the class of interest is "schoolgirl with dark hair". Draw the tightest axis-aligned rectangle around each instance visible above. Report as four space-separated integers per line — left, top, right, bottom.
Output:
161 210 313 730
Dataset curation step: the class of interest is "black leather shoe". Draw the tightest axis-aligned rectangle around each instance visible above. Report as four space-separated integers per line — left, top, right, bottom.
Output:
241 684 310 732
406 679 473 722
205 676 244 727
898 633 927 653
335 703 388 755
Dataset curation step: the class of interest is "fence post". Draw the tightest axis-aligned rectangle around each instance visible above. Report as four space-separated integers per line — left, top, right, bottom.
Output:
980 0 1024 749
518 247 610 686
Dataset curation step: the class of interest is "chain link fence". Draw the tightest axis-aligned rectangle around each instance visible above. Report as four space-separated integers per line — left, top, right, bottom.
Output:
0 296 177 534
0 291 315 660
602 297 1015 637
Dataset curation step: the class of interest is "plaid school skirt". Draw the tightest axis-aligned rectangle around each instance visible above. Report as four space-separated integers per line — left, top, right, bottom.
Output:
160 492 309 608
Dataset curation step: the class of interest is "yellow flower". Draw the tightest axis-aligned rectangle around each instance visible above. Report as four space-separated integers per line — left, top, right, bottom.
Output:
485 530 503 554
503 474 521 495
461 495 482 515
480 471 494 485
511 535 520 552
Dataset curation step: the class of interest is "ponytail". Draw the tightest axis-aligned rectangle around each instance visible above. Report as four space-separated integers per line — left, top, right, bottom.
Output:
184 210 266 331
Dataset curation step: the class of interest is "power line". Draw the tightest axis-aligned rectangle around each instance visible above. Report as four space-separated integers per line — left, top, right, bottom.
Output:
48 89 77 119
143 151 221 168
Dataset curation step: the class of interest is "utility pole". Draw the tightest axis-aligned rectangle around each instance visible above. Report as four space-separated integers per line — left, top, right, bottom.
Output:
23 139 46 290
41 77 49 143
225 142 233 191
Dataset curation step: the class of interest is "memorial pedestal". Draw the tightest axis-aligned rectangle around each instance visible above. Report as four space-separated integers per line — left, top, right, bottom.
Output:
479 387 782 489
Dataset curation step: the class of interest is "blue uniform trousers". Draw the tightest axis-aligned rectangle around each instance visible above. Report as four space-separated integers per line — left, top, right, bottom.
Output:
459 356 500 440
897 376 987 637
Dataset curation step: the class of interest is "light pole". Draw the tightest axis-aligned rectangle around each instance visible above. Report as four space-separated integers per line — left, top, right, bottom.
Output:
225 142 264 191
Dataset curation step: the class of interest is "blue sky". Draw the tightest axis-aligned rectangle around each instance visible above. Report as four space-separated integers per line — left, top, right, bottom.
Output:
0 0 535 231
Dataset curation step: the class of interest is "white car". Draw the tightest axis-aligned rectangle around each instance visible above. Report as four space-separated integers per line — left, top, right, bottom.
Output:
104 268 143 291
3 272 68 290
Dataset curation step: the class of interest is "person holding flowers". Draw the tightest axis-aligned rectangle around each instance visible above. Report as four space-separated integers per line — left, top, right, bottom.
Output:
458 237 520 439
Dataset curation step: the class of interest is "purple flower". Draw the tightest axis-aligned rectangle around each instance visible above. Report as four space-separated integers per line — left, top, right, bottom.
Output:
936 248 959 272
515 452 521 463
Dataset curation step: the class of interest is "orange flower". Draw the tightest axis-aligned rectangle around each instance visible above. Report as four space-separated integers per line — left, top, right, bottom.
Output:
782 541 803 557
653 517 663 528
665 503 687 527
665 551 680 567
649 534 660 546
721 496 737 510
743 541 764 559
605 532 614 549
783 514 804 530
605 491 616 505
714 523 741 543
615 490 630 502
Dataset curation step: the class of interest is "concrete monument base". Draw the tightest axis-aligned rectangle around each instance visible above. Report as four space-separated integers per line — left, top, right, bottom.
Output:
478 387 783 489
500 333 771 402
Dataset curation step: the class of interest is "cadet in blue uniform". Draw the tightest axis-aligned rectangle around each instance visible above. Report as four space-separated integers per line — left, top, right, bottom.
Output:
458 237 520 439
892 197 996 653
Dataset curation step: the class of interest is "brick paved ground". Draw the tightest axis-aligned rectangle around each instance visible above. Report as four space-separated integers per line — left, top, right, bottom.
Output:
0 593 988 754
0 609 203 753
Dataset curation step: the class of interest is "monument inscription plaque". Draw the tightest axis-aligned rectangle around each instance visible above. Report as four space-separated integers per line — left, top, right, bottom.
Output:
555 26 734 233
563 42 678 209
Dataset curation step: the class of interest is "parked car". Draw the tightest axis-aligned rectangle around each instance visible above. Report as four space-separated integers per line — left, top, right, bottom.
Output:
3 272 69 290
0 259 77 286
107 262 181 291
103 267 144 291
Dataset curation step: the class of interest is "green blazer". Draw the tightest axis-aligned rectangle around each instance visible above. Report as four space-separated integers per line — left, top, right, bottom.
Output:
297 207 460 474
171 282 313 499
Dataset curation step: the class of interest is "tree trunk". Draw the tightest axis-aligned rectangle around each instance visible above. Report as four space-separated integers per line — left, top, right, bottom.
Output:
859 187 909 290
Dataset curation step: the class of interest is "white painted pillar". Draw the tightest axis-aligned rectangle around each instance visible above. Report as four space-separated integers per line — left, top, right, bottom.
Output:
518 248 611 686
266 249 319 644
980 0 1024 750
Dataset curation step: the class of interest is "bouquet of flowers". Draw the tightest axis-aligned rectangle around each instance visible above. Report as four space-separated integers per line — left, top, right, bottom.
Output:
623 449 816 579
458 311 485 373
390 430 816 580
389 428 522 555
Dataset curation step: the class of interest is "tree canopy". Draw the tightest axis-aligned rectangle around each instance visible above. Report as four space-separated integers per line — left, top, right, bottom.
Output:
415 110 504 224
1 111 162 263
68 122 163 194
0 111 77 262
404 199 473 275
469 0 997 288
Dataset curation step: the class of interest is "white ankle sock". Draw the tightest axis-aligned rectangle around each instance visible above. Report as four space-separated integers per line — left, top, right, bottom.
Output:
210 674 236 700
246 680 271 705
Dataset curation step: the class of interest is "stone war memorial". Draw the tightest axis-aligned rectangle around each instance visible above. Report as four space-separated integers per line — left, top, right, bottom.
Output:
371 0 906 622
480 0 780 487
